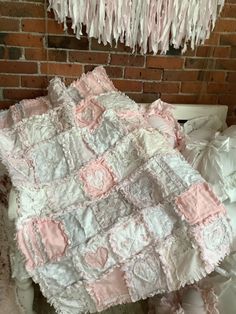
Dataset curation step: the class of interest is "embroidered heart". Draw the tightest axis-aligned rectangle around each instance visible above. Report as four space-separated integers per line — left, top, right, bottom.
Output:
133 258 157 283
84 247 108 269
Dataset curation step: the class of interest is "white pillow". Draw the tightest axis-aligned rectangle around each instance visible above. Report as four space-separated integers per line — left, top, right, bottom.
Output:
182 117 236 203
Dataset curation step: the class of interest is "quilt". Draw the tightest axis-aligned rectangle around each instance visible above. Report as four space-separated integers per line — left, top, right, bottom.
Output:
0 67 232 314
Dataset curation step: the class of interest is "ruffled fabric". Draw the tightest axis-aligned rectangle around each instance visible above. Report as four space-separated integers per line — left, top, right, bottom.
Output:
48 0 225 54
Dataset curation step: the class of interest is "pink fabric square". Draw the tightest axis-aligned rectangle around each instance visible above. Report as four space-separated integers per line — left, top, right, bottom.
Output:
80 159 115 198
88 267 131 311
71 66 117 97
175 182 226 225
21 97 50 118
76 98 104 129
37 219 68 260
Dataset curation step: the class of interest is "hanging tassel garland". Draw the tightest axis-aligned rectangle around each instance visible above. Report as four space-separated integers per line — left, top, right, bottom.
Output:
48 0 225 54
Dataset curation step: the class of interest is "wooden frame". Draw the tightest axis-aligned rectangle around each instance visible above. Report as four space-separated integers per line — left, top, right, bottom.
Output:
140 103 228 124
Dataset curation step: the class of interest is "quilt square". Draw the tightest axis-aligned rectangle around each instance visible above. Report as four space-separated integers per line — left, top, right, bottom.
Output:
92 191 133 230
76 97 105 130
72 234 117 280
142 205 177 240
79 159 115 198
191 216 232 272
109 216 150 260
175 182 226 224
105 133 142 180
87 268 131 312
120 170 164 209
82 110 126 155
31 138 69 184
122 248 167 302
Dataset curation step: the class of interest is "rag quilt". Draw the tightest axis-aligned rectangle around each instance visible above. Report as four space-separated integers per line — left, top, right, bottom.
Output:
0 67 232 314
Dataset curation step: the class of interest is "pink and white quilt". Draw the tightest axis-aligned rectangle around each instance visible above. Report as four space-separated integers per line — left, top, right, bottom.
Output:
0 67 232 314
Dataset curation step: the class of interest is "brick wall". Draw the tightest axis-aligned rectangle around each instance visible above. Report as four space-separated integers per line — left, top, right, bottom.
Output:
0 0 236 124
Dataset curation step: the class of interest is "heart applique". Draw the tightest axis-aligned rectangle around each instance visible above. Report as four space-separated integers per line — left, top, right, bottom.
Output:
84 247 108 269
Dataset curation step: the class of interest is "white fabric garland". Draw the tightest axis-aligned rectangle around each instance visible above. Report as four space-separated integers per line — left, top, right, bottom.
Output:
48 0 224 54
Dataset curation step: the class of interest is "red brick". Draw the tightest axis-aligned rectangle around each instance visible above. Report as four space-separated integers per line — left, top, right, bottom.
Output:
215 19 236 32
198 71 226 82
144 82 179 93
110 54 145 67
48 50 67 62
0 61 38 74
40 63 82 76
0 17 20 31
181 82 207 93
0 2 44 18
69 51 109 64
112 80 142 92
21 76 49 89
1 33 43 48
220 34 236 46
219 94 236 106
213 47 231 58
215 59 236 70
3 89 46 101
208 83 236 94
230 47 236 58
185 58 214 69
84 65 123 78
0 75 20 87
125 68 162 80
227 72 236 82
204 33 220 45
147 56 184 69
163 70 199 81
196 46 213 57
22 19 64 34
221 4 236 18
0 101 14 110
25 48 47 61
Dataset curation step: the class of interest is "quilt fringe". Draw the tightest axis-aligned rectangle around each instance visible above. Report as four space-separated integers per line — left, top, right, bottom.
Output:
48 0 225 54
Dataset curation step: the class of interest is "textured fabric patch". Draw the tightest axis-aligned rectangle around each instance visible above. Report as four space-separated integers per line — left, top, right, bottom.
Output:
92 191 133 230
87 268 131 312
17 219 68 269
97 92 139 111
109 216 149 260
175 182 226 225
33 258 80 297
105 133 142 180
57 129 94 172
7 155 35 186
52 281 96 314
22 113 58 147
36 219 68 260
191 216 232 272
32 138 68 184
0 129 23 155
122 247 167 302
76 97 105 130
72 234 117 280
79 159 115 198
134 128 174 158
146 156 188 200
163 154 203 187
158 228 203 291
48 176 88 210
120 170 164 208
142 205 177 240
18 187 48 220
82 110 126 155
